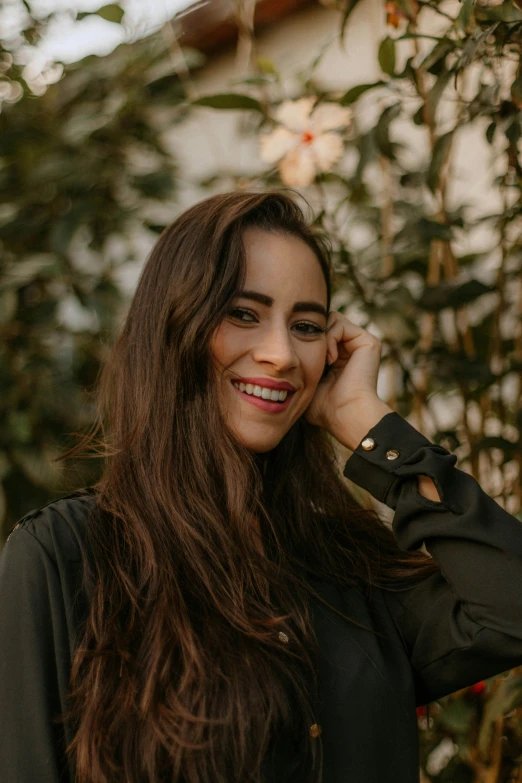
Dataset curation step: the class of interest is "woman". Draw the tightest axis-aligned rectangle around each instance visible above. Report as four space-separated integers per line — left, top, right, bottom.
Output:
1 190 522 783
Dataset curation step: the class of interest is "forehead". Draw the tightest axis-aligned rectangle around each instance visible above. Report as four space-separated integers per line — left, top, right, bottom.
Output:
242 228 327 304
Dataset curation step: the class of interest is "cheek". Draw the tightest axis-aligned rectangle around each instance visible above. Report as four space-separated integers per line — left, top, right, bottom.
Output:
210 323 240 368
302 343 328 389
210 324 255 377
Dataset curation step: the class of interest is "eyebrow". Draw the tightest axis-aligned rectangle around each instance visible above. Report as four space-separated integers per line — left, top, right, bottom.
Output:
236 290 328 318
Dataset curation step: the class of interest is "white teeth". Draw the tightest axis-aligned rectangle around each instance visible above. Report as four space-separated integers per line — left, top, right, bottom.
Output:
233 381 290 403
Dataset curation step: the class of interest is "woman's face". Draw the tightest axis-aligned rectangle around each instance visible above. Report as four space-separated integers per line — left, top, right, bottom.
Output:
211 227 328 453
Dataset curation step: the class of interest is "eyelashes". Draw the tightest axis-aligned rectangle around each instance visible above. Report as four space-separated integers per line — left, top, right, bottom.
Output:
228 307 326 335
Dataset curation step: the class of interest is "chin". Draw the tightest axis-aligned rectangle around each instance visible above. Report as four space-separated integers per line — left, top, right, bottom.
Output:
249 442 280 454
242 437 284 454
234 426 290 454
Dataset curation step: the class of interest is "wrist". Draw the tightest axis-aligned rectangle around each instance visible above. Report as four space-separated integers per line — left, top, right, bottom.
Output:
331 397 395 452
417 475 441 502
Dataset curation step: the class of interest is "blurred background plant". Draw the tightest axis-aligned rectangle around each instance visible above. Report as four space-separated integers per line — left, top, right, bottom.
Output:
0 1 187 524
1 0 522 779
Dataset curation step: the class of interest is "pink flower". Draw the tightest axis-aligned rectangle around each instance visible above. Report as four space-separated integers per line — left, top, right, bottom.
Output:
259 97 351 187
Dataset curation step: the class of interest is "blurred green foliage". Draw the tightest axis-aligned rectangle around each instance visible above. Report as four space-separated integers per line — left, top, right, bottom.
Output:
0 7 184 528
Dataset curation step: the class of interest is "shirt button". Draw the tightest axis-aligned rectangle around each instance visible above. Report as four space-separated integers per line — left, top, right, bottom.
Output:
361 437 375 451
386 449 400 460
278 631 289 644
310 723 322 738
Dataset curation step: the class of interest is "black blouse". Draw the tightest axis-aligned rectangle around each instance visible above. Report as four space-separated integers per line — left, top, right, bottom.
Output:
2 411 522 782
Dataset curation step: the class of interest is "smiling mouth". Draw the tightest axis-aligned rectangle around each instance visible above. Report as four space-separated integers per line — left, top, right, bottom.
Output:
230 380 295 412
232 380 289 403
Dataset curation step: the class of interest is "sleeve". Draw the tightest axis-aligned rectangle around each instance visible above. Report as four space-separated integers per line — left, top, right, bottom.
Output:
343 410 522 706
0 523 71 783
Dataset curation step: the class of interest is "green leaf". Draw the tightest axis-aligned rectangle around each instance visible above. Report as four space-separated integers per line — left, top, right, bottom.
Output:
420 38 456 72
374 102 401 160
1 255 58 288
368 306 418 342
511 73 522 108
439 699 475 734
419 279 495 311
431 351 495 387
94 4 124 23
475 1 522 23
475 436 521 458
0 289 17 323
131 170 175 199
255 58 277 74
455 24 499 71
416 218 453 242
233 75 277 87
192 94 264 112
426 70 453 125
427 131 453 193
485 121 496 144
397 33 441 41
394 55 416 81
506 117 521 146
354 132 378 181
144 74 185 103
378 36 396 77
456 0 474 31
339 82 385 105
50 217 80 257
412 104 425 125
144 222 167 234
340 0 363 39
7 412 32 445
301 34 336 87
77 4 124 23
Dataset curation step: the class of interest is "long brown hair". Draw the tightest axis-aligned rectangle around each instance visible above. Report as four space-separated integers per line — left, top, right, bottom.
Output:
61 191 438 783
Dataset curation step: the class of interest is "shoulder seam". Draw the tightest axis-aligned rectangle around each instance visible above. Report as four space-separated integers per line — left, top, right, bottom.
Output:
5 525 61 575
6 491 95 557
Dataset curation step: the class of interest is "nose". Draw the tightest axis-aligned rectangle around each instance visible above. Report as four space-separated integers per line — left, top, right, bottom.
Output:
251 321 299 371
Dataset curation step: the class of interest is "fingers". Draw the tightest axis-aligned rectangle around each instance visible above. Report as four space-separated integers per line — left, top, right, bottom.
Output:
326 311 381 365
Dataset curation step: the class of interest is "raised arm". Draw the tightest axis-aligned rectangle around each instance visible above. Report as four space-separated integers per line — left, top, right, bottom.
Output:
343 411 522 705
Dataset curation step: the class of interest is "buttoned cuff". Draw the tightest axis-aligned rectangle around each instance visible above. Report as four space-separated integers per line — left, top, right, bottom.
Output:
342 411 445 507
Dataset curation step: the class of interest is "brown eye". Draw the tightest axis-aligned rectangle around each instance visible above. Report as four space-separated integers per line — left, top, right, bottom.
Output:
293 322 326 335
228 307 257 322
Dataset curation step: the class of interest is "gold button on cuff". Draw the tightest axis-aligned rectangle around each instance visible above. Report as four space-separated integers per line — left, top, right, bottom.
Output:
278 631 289 644
386 449 400 461
310 723 322 739
361 437 375 451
